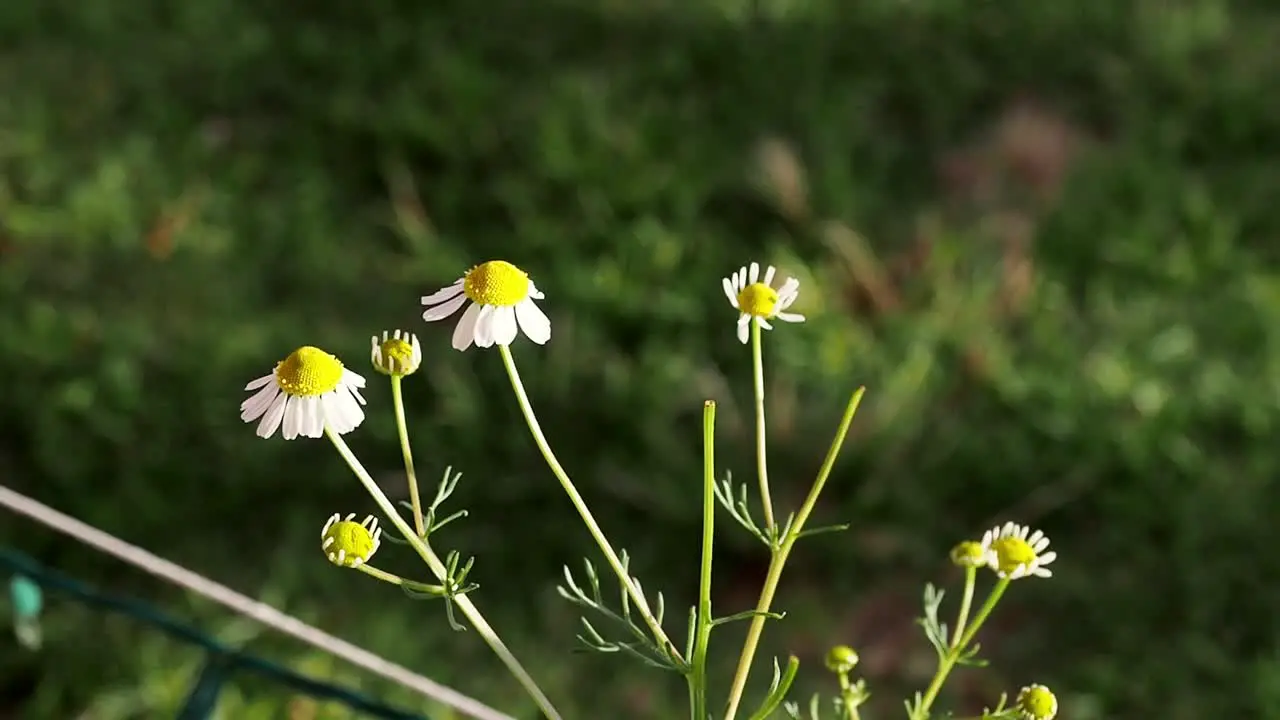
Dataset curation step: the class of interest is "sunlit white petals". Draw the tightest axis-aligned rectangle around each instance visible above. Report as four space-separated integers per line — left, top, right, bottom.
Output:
722 261 805 343
422 261 551 351
240 346 367 440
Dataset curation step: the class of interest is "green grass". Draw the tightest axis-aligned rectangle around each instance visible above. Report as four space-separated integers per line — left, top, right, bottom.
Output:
3 0 1280 717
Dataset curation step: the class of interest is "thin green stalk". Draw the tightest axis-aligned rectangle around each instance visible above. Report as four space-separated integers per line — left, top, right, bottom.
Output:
356 564 450 596
750 320 776 533
325 428 564 720
914 577 1011 719
722 387 866 720
498 345 682 663
690 401 718 720
950 566 977 648
837 675 862 720
390 376 427 538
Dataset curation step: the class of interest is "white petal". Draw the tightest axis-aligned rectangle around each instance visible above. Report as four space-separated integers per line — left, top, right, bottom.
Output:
244 374 274 392
778 277 800 296
758 317 774 330
737 315 751 344
325 390 365 435
490 306 519 346
279 397 300 440
515 299 551 344
734 267 747 292
451 302 483 351
257 392 287 438
763 265 776 285
240 382 279 421
528 281 545 300
472 305 497 348
749 262 760 283
721 277 738 308
421 279 465 305
423 293 468 322
776 312 805 323
301 397 325 438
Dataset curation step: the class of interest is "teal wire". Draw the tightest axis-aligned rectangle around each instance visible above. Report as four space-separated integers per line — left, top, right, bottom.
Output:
0 547 432 720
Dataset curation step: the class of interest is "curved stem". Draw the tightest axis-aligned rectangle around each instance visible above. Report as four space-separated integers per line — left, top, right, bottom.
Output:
357 564 451 596
498 345 681 664
326 429 564 720
750 320 776 533
950 567 977 648
690 401 718 720
914 577 1010 719
390 376 426 537
722 387 866 720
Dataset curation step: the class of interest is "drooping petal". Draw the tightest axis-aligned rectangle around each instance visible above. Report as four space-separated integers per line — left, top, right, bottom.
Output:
515 299 552 344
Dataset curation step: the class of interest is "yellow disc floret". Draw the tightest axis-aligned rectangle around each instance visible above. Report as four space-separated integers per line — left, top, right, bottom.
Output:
992 536 1037 575
950 540 988 568
321 513 382 568
371 330 421 377
1015 684 1058 720
274 347 345 397
463 260 531 307
737 282 780 317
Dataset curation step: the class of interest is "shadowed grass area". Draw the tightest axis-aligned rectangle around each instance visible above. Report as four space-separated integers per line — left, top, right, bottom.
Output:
3 0 1280 717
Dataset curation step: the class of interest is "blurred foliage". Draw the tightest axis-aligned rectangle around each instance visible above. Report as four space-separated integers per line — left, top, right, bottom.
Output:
2 0 1280 717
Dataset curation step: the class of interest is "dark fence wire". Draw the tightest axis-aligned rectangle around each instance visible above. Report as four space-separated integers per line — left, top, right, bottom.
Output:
0 484 515 720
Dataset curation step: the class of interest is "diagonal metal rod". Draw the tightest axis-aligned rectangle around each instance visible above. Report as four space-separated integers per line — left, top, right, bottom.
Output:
0 484 515 720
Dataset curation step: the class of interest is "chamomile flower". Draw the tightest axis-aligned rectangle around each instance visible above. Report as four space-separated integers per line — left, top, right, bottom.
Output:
371 329 422 377
420 260 551 351
1015 684 1058 720
321 513 383 568
982 522 1057 579
722 261 805 344
240 346 367 440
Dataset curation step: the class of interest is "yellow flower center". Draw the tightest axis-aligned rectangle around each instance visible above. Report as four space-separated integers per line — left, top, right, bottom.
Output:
463 260 531 306
992 536 1037 575
950 540 987 568
323 519 377 567
1016 685 1057 719
377 337 417 375
275 346 345 397
737 282 779 317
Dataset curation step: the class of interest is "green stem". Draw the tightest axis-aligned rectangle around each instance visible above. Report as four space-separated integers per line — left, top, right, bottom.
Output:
498 345 681 664
914 577 1010 719
956 576 1009 651
391 375 427 538
750 320 776 533
690 401 718 720
357 564 449 596
950 566 977 648
722 387 866 720
836 673 862 720
325 428 564 720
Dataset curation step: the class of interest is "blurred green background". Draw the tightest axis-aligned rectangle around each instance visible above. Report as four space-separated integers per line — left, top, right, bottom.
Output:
3 0 1280 718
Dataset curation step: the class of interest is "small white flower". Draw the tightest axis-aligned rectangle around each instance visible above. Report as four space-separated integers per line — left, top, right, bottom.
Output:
420 260 551 351
982 521 1057 579
240 346 367 440
371 329 422 377
722 261 805 343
